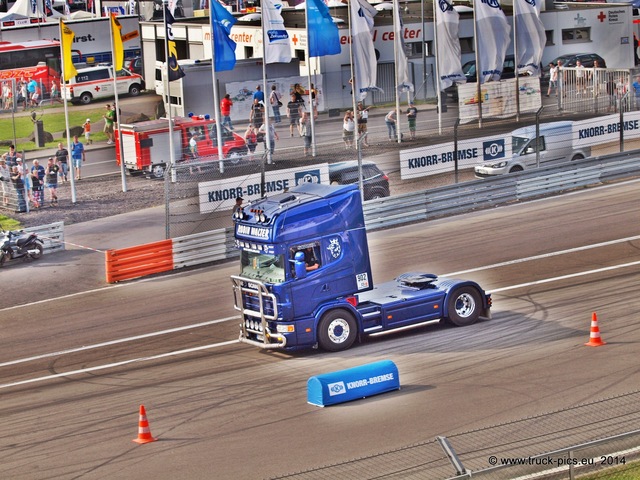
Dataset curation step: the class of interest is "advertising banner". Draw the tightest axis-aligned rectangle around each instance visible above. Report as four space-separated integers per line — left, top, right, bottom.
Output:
198 163 330 212
573 111 640 148
400 136 511 179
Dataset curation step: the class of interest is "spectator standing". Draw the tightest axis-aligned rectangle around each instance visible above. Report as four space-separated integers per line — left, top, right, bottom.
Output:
547 63 558 97
103 104 115 144
189 133 198 159
2 144 22 168
19 81 28 111
83 118 93 145
220 93 234 130
15 157 25 174
3 82 13 110
575 60 585 95
342 110 355 148
310 83 318 118
269 85 282 124
50 80 61 104
0 159 9 206
300 111 312 156
55 142 69 182
357 102 370 147
249 98 265 128
28 166 40 209
10 166 26 212
253 85 264 103
259 122 279 155
30 159 45 208
632 76 640 109
30 84 40 107
244 124 258 159
71 135 85 180
45 157 59 206
287 93 302 137
406 102 418 140
385 109 398 141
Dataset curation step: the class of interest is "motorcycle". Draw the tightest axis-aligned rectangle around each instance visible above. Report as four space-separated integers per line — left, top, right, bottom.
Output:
0 228 44 267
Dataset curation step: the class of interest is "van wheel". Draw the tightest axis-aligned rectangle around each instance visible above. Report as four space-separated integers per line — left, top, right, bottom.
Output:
151 164 166 179
318 310 357 351
571 154 584 161
79 92 93 105
509 165 524 173
129 84 141 97
446 286 481 327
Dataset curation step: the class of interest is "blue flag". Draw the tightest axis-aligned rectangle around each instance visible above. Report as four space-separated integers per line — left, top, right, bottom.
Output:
165 6 186 81
307 0 341 58
210 0 237 72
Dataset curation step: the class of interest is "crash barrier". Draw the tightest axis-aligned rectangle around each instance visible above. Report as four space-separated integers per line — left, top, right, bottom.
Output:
307 360 400 407
105 227 236 283
24 221 65 254
105 150 640 283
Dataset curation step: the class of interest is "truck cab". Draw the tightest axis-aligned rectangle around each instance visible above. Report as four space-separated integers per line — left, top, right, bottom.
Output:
474 121 591 177
231 183 491 352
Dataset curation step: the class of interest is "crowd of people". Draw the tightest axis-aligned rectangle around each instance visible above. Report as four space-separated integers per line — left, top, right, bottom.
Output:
1 78 62 111
0 139 82 213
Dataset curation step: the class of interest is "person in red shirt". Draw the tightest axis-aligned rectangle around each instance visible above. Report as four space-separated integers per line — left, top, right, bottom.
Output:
220 94 234 130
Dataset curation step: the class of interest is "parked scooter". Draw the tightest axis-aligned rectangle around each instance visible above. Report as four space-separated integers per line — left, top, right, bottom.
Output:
0 227 44 267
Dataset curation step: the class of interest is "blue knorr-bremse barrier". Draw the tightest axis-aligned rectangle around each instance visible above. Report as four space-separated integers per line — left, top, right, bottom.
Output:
307 360 400 407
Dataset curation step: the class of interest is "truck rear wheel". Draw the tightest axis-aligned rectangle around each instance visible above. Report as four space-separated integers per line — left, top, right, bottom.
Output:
446 286 481 327
318 310 357 351
150 164 166 179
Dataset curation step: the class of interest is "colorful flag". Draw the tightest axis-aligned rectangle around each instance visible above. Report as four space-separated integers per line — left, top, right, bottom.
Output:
262 0 291 64
393 0 412 92
514 0 545 76
165 5 185 81
473 0 511 83
111 14 124 71
210 0 237 72
307 0 341 57
434 0 465 89
60 21 78 81
349 0 380 100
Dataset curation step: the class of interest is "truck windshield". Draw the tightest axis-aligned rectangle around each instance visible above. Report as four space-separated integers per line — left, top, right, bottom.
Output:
240 251 286 284
512 136 530 155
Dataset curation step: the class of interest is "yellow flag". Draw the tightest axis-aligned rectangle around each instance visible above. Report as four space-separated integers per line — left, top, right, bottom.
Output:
60 21 78 81
111 14 124 71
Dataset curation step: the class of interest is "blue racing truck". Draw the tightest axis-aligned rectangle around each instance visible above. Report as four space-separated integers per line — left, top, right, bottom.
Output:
231 183 491 351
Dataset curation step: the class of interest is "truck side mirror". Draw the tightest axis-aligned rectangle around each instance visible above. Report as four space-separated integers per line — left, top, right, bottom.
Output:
294 251 307 279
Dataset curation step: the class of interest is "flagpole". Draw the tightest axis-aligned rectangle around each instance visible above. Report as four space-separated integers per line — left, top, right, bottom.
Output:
59 20 77 203
513 0 520 122
347 0 363 200
210 1 227 174
392 0 401 144
163 1 176 238
261 3 273 164
433 0 442 134
109 14 127 192
304 1 316 157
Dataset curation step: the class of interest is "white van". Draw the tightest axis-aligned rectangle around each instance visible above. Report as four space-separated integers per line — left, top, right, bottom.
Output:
62 65 145 105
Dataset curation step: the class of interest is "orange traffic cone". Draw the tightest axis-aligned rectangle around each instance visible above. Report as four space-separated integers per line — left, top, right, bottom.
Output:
133 405 157 444
585 312 606 347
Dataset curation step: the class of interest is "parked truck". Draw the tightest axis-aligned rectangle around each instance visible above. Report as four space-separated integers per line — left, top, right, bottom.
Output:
231 183 492 352
115 114 248 178
474 121 591 177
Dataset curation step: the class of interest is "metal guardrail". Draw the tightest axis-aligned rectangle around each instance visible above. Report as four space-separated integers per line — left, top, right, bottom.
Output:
24 221 65 254
172 227 237 269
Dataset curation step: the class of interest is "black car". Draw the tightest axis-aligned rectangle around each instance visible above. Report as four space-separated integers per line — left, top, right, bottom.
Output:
543 53 607 78
329 160 390 200
444 55 516 100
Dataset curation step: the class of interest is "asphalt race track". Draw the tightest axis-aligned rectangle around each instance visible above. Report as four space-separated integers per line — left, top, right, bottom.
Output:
1 179 639 479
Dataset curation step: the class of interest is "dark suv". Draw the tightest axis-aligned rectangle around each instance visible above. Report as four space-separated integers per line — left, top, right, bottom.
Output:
329 160 390 200
445 55 516 100
543 53 607 79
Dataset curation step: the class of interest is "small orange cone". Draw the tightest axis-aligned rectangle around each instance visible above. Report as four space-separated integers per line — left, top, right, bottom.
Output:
133 405 157 444
585 312 606 347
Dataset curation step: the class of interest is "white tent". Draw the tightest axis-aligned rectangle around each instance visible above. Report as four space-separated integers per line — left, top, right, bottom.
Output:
0 0 63 22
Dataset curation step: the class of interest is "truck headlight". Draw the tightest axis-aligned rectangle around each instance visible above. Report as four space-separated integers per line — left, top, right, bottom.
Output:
276 325 295 333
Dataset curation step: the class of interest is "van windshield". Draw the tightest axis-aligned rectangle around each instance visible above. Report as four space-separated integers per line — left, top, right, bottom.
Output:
240 251 286 284
512 136 530 155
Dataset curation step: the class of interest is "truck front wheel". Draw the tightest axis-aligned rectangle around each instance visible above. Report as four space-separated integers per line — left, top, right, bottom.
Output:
318 310 357 351
446 286 481 327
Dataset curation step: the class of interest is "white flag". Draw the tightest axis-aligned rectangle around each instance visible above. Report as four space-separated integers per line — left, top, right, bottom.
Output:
393 0 413 92
434 0 465 89
349 0 380 100
262 0 292 64
474 0 511 83
514 0 545 76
